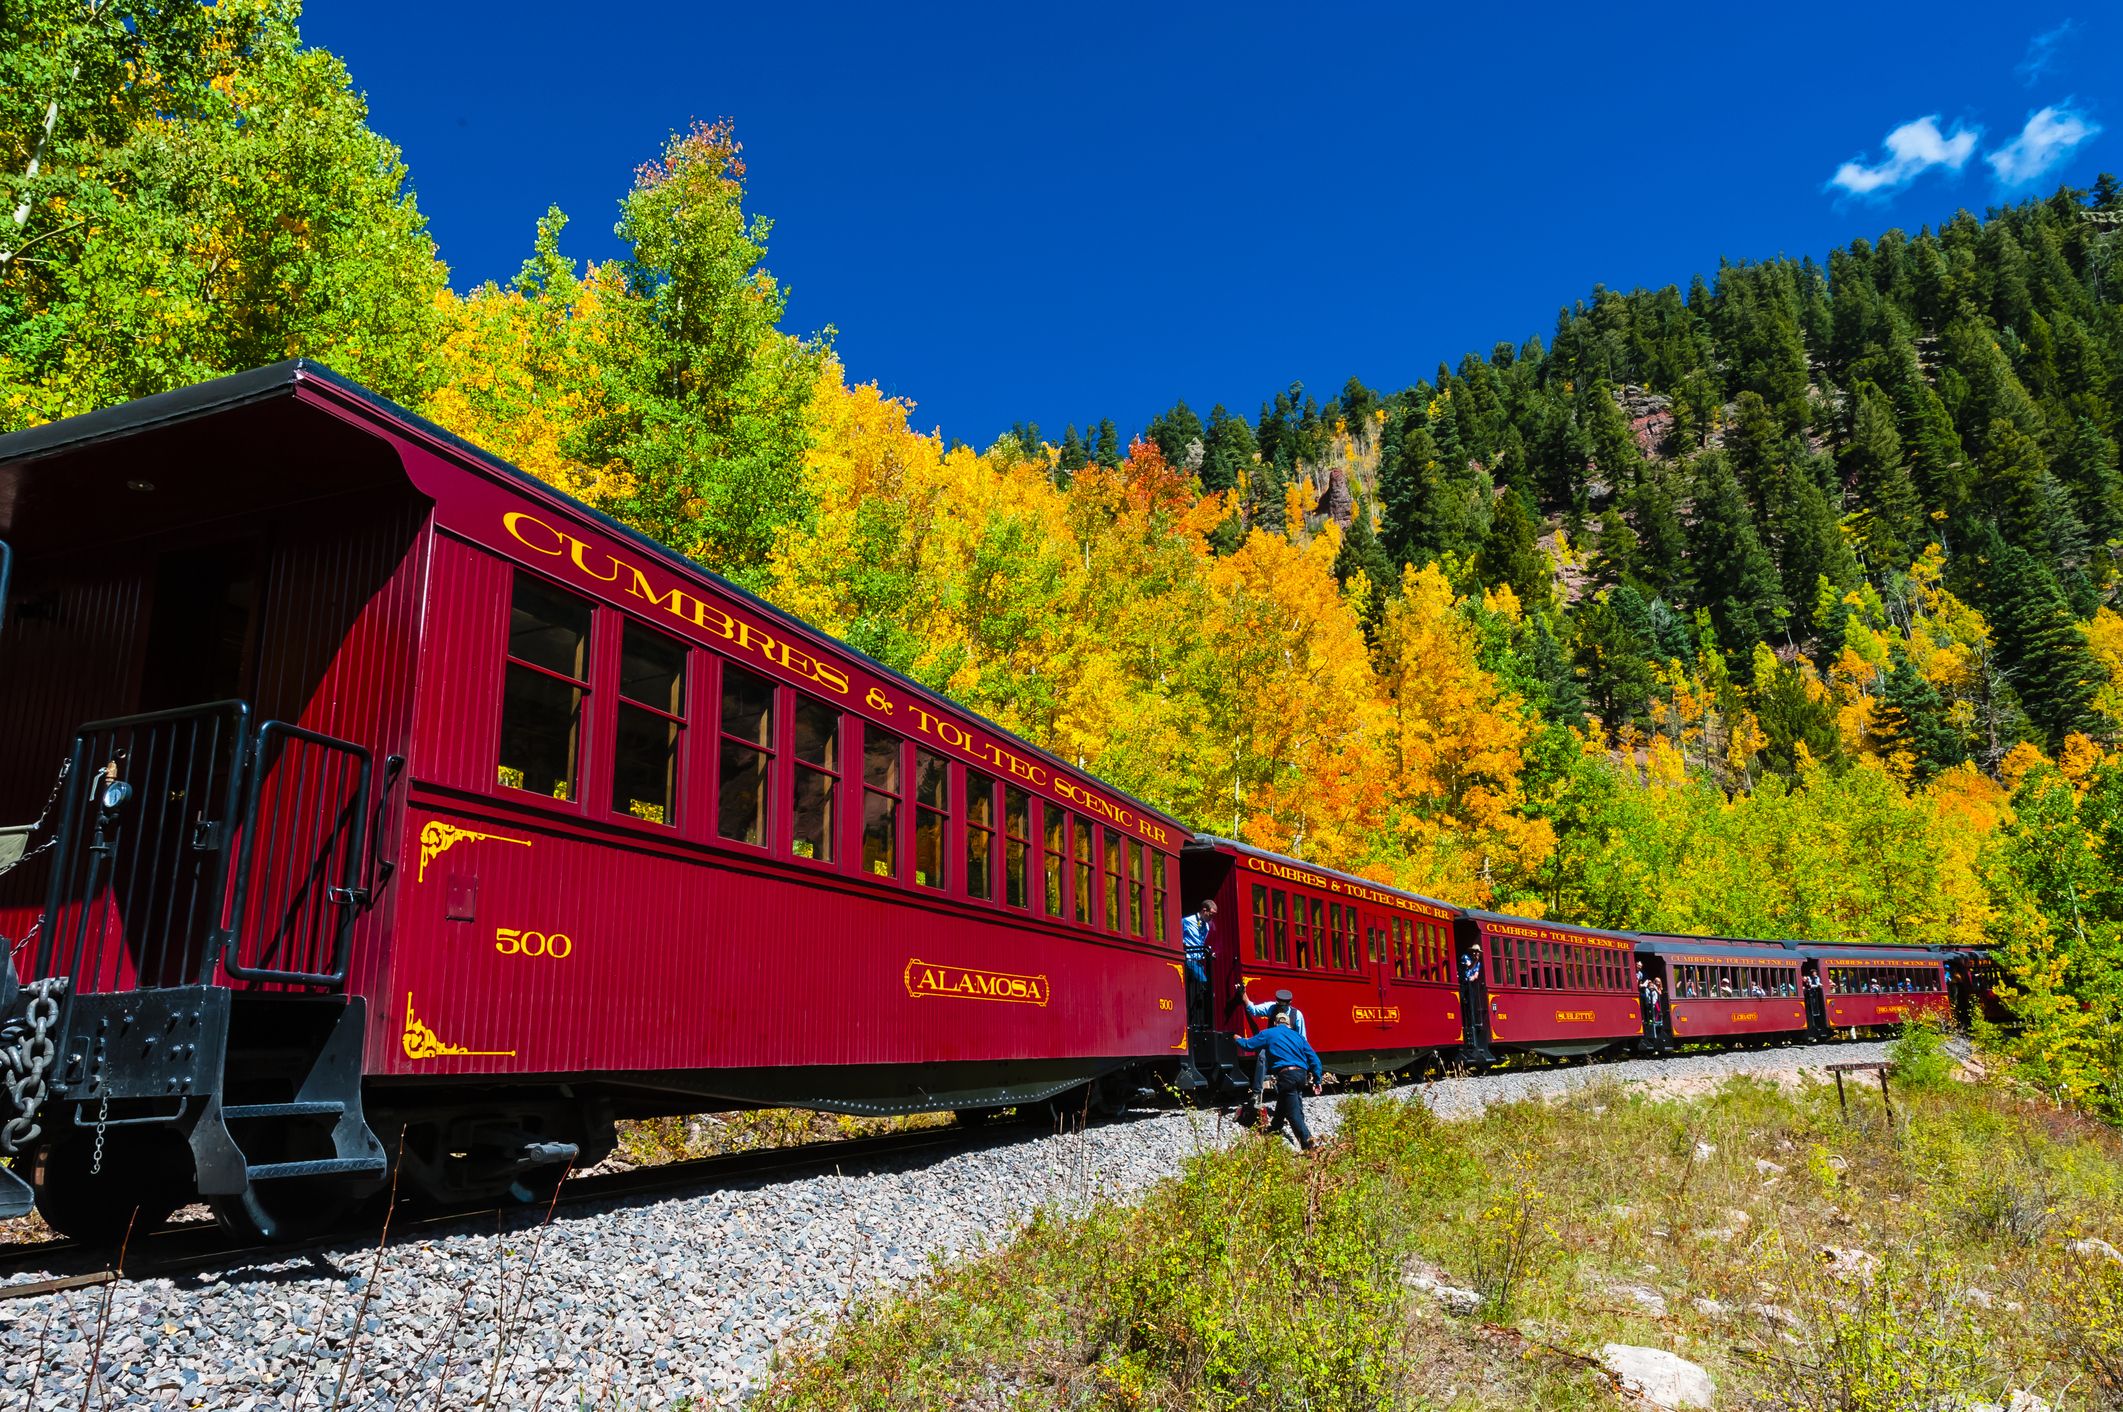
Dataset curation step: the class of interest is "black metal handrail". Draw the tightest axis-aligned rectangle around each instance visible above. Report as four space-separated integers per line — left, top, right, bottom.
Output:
33 700 254 991
0 538 12 638
224 721 373 986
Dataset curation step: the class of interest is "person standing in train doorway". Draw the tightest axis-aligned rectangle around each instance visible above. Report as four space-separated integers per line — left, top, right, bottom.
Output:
1233 1012 1324 1151
1458 941 1487 1046
1181 899 1217 1023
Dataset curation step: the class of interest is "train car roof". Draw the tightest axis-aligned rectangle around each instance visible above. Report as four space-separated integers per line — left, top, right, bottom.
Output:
1637 937 1811 961
0 361 1189 839
1186 836 1463 916
1791 944 1949 961
1460 907 1632 941
1636 932 1805 953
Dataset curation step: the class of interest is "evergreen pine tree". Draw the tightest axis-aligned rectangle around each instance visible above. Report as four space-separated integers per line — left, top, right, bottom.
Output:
1475 486 1551 611
1985 538 2099 748
1146 400 1203 472
1875 654 1969 780
1841 380 1921 567
1591 508 1638 587
1058 424 1088 473
1199 404 1255 496
1755 655 1842 774
1688 452 1786 660
1572 597 1654 726
1773 466 1861 641
1645 597 1696 663
1092 418 1121 468
1527 612 1587 727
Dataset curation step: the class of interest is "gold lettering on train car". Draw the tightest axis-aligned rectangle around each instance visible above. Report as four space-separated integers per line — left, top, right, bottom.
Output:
1730 1011 1758 1022
624 565 695 618
1554 1009 1596 1022
504 512 567 557
1353 1006 1401 1024
903 959 1051 1006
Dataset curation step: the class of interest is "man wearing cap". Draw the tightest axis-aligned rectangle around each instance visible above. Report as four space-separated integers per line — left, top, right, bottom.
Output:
1233 981 1309 1115
1232 1012 1324 1151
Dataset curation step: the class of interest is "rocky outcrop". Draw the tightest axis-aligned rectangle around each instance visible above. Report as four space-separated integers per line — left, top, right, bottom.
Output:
1600 1343 1715 1410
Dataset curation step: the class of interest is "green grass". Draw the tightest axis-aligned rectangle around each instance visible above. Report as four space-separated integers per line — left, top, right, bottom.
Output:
754 1067 2123 1411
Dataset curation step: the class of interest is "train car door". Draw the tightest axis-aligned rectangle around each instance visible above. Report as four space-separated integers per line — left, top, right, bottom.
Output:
138 540 262 712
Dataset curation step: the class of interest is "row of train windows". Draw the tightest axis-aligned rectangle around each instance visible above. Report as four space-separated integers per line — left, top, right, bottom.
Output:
1489 935 1632 992
1670 963 1799 999
497 570 1169 939
1827 965 1941 995
1245 885 1453 981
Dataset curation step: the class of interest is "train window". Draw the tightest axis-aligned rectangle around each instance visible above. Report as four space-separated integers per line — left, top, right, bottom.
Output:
1271 890 1289 963
965 771 997 900
1101 830 1123 931
1005 787 1031 908
862 729 902 879
1131 844 1150 938
1073 816 1094 924
1041 804 1064 916
1328 903 1345 969
611 621 686 825
499 574 592 802
1396 919 1412 979
790 697 840 862
1292 897 1313 967
1251 883 1270 959
716 663 775 846
913 750 948 889
1152 853 1168 942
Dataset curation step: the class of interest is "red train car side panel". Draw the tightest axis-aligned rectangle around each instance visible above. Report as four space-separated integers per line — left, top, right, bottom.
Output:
1197 840 1462 1063
1475 915 1642 1050
292 390 1199 1089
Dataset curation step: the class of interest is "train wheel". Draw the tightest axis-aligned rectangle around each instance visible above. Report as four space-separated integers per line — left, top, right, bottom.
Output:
33 1131 192 1248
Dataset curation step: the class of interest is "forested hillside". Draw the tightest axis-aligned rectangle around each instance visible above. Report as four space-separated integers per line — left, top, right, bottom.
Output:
5 0 2123 1114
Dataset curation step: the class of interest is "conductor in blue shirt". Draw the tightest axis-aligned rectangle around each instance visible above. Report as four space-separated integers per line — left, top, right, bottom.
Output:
1180 899 1216 1020
1233 1012 1324 1151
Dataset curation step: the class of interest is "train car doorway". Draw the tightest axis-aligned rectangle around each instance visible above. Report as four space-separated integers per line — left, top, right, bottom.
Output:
138 540 261 713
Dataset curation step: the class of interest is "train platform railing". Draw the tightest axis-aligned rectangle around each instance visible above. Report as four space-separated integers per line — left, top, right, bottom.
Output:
22 701 376 999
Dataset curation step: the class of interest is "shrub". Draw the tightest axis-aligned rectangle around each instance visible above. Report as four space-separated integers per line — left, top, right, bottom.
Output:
1888 1016 1957 1092
1751 1242 2001 1412
2034 1244 2123 1408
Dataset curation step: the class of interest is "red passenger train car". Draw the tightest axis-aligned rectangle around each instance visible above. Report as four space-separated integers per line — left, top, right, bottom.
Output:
1636 935 1810 1047
1464 910 1642 1058
0 363 1190 1240
1178 838 1463 1085
1807 947 1949 1033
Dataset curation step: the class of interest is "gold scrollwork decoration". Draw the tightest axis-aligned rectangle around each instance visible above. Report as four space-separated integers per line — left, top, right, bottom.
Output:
417 820 532 883
402 993 516 1060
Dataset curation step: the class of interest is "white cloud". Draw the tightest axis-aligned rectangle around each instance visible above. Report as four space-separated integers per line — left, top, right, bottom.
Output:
1986 104 2102 185
2015 20 2076 87
1829 116 1980 196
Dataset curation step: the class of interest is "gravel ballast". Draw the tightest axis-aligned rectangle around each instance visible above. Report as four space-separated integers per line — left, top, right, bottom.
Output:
0 1040 1893 1409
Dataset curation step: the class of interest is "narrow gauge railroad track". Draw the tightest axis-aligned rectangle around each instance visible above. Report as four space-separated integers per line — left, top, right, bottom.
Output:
0 1120 1001 1301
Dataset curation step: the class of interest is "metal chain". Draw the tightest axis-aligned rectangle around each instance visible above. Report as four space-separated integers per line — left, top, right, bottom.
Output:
0 756 71 881
90 1093 107 1176
1 976 67 1155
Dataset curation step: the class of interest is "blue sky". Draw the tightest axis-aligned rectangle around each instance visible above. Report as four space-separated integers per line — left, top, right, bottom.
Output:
307 2 2118 448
